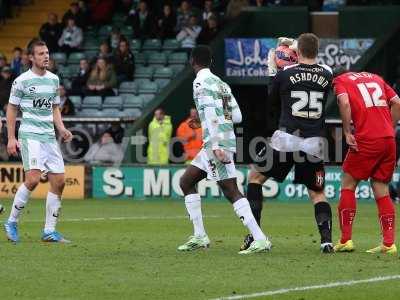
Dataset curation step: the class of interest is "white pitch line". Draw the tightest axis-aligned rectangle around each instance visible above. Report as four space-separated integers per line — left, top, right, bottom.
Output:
19 215 222 223
211 275 400 300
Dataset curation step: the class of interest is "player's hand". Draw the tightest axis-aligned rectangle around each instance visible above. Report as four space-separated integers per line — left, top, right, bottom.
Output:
345 133 358 152
267 48 277 76
7 138 20 156
60 128 73 143
213 149 231 164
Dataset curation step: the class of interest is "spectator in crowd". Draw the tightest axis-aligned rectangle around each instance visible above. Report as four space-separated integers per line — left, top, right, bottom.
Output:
39 13 63 53
0 54 7 72
251 0 268 6
105 122 124 144
85 56 117 97
176 15 201 50
63 1 86 29
198 15 219 44
157 3 177 40
129 0 155 39
88 0 115 25
147 108 172 165
59 84 75 116
176 107 202 163
95 41 113 63
20 50 30 74
0 66 15 113
107 27 126 50
47 57 58 74
10 47 22 76
71 58 91 96
176 0 193 32
84 132 124 164
58 17 83 56
201 0 217 23
114 39 135 83
226 0 249 20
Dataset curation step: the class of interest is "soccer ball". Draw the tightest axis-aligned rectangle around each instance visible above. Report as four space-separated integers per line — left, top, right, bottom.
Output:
0 204 4 214
275 45 298 69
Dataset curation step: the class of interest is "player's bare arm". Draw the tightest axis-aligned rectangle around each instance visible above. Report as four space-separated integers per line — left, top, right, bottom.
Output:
6 103 20 156
337 93 358 151
53 104 72 142
390 96 400 128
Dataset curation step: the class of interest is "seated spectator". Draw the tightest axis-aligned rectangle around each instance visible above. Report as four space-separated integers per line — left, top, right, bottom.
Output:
0 66 15 113
59 85 75 116
147 108 172 165
176 0 193 32
85 57 117 97
39 13 63 53
176 15 201 50
105 122 124 144
201 0 217 23
10 47 22 76
20 51 30 74
113 39 135 83
94 41 114 63
0 54 7 72
198 15 219 44
176 108 202 163
62 1 86 29
84 132 124 164
47 58 59 75
129 0 156 39
107 27 126 50
226 0 249 20
88 0 114 25
58 17 83 57
70 58 91 96
157 3 177 40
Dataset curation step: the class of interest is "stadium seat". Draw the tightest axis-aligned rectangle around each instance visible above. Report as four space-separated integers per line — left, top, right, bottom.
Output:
162 39 181 51
83 39 100 51
51 52 67 65
138 81 158 94
112 14 126 23
147 52 167 66
101 108 121 117
134 66 154 79
154 78 171 89
130 39 141 51
121 26 134 38
121 108 142 118
141 94 155 105
134 52 146 65
103 96 123 109
98 25 113 37
142 39 162 51
82 96 102 109
84 50 98 60
68 52 86 65
153 67 173 79
121 94 143 108
170 64 186 76
58 65 76 79
78 108 102 117
69 96 82 108
168 52 188 64
63 78 72 90
119 81 137 94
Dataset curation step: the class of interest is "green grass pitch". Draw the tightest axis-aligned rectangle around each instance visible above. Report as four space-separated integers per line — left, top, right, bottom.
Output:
0 199 399 300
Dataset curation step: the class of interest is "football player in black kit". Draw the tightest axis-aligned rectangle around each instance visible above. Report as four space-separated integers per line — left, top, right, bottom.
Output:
241 33 334 253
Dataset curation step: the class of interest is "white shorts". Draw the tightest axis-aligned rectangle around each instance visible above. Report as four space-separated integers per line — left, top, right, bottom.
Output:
19 138 65 173
191 148 237 181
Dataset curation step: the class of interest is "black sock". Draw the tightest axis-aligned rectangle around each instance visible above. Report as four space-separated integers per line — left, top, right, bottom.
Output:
314 202 332 244
247 183 263 226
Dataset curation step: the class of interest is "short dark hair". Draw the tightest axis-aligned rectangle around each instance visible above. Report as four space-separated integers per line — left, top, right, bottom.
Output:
27 38 47 55
190 45 212 68
297 33 319 59
13 47 22 52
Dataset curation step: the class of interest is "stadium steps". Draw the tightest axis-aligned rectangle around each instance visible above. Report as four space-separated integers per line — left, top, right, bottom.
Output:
0 0 70 60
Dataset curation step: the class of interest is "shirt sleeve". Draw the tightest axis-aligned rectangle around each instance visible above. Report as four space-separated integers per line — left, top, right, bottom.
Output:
9 78 24 106
333 77 347 98
54 77 61 105
383 81 398 102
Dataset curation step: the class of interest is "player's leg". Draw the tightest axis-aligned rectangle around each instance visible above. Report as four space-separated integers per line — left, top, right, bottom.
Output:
4 138 41 242
177 154 208 251
334 172 358 252
247 169 268 226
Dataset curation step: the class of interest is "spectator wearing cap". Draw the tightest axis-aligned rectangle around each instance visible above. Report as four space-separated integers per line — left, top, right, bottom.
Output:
113 39 135 83
156 3 177 40
176 15 201 50
0 66 15 113
85 56 117 97
71 58 91 96
198 15 219 44
58 17 83 57
176 0 193 32
39 13 63 53
62 1 86 29
128 0 156 39
10 47 23 76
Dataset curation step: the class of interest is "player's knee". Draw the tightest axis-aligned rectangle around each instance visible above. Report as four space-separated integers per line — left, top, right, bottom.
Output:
309 190 326 204
179 176 192 195
25 175 41 190
248 170 267 185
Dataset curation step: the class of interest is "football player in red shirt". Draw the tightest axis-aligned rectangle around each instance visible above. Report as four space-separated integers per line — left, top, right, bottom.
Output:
333 70 400 255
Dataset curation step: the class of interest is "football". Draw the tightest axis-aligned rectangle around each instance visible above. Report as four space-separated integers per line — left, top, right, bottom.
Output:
275 45 298 69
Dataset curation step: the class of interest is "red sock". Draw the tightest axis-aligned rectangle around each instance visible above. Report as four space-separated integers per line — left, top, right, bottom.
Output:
376 195 396 247
338 189 357 244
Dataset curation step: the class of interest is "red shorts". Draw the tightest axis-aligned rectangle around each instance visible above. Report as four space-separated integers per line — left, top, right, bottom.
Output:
343 137 396 183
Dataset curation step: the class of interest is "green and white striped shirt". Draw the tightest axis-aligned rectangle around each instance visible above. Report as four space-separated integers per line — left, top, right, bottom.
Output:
9 69 60 142
193 68 241 153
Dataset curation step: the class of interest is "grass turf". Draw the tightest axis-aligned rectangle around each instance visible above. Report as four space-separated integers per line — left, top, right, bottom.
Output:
0 199 399 300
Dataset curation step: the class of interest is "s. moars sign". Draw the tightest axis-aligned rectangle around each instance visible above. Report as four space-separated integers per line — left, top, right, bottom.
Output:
224 38 374 78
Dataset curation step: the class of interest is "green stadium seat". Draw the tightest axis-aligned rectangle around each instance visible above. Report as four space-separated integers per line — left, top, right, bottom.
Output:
121 108 142 118
141 94 155 105
155 78 171 89
134 66 154 79
121 94 143 108
103 96 123 109
170 64 186 76
168 52 188 64
82 96 102 109
101 108 121 117
83 39 100 51
138 81 158 94
98 25 113 37
130 39 141 51
68 52 86 64
78 108 102 117
51 52 67 65
121 26 134 38
134 52 146 65
112 14 126 23
62 78 72 90
147 52 167 66
162 39 181 51
153 67 173 79
119 81 137 94
142 39 162 51
58 65 75 79
84 50 98 60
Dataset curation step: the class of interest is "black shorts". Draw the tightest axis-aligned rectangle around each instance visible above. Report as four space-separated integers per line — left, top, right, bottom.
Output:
253 146 325 191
